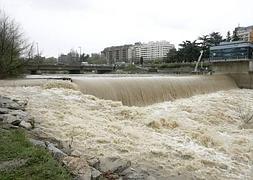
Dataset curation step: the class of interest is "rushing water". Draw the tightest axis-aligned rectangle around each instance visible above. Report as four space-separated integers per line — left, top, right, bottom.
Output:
73 75 237 106
0 75 252 179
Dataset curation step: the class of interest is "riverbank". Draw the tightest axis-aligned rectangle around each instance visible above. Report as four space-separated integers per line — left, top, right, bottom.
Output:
0 81 252 179
0 96 71 179
0 94 166 179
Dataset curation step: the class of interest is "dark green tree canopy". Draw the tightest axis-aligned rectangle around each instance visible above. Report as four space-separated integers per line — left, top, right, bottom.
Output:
165 31 224 63
226 31 231 42
232 28 241 41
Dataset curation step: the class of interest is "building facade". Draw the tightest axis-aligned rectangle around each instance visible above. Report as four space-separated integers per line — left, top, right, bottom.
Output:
236 25 253 42
102 41 175 64
101 45 133 64
133 41 175 62
210 41 253 61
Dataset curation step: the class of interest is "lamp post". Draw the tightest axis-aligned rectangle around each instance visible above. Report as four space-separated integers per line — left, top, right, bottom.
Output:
78 46 82 62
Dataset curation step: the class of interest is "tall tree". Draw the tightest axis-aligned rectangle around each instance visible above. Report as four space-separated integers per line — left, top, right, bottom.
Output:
198 32 223 59
198 35 210 58
0 11 32 78
209 32 223 46
165 48 178 63
232 28 240 41
178 40 201 62
226 31 231 42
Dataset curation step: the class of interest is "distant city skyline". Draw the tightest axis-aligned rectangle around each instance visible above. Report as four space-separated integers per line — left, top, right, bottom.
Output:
1 0 253 57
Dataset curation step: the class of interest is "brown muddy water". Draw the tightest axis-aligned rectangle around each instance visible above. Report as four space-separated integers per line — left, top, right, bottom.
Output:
0 75 252 179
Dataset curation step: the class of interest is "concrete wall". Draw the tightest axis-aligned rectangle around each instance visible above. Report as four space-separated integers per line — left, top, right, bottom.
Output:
212 61 250 74
212 60 253 89
229 73 253 89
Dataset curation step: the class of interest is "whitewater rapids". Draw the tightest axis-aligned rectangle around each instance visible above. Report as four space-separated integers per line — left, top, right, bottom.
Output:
0 83 252 179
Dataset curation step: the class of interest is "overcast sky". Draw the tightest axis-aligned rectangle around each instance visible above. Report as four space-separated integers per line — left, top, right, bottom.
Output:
1 0 252 57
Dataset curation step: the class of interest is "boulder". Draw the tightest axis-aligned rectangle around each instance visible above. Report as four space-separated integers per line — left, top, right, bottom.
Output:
29 138 46 148
0 114 21 125
87 157 100 168
0 123 19 130
0 108 10 114
0 96 24 110
71 149 82 157
91 167 101 179
19 121 32 130
47 143 67 160
98 157 131 173
120 167 149 179
62 156 91 179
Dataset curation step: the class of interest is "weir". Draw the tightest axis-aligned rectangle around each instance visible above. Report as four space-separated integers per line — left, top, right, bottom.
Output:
73 75 238 106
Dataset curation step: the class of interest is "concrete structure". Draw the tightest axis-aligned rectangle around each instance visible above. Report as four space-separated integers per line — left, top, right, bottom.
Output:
236 25 253 42
210 41 253 61
101 45 132 64
209 40 253 89
24 64 115 74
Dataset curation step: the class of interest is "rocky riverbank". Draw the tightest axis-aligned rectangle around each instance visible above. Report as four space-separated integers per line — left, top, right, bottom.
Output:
0 95 169 180
1 83 252 179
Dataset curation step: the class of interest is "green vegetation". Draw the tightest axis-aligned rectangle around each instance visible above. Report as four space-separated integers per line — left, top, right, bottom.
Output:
122 64 138 72
87 53 107 64
0 128 71 180
165 32 223 63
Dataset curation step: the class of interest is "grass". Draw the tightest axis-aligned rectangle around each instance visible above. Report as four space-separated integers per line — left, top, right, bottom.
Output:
0 128 71 180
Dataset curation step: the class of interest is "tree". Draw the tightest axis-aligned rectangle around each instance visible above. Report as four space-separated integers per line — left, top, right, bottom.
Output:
198 32 223 59
165 48 178 63
87 53 106 64
226 31 231 42
232 28 240 41
80 53 89 62
209 32 223 46
140 57 144 65
178 40 201 62
198 35 210 58
0 11 32 78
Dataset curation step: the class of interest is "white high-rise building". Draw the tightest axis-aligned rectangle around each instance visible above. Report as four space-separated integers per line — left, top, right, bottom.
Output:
102 41 175 64
132 41 175 62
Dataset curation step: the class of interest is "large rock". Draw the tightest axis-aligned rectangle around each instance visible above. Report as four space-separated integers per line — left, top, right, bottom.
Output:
47 143 67 160
91 167 101 179
120 167 151 180
0 108 10 114
87 157 100 168
62 156 91 179
19 120 32 130
29 138 46 148
0 114 21 125
0 96 25 110
98 157 131 173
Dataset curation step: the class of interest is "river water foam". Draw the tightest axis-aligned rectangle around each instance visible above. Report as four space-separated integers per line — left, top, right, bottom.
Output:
0 83 252 179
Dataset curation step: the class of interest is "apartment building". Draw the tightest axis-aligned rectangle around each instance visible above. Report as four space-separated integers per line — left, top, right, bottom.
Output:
133 41 175 62
236 25 253 42
102 41 175 64
101 45 132 64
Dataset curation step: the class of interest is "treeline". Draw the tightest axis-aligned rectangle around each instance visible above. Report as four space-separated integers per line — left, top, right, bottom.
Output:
165 28 241 63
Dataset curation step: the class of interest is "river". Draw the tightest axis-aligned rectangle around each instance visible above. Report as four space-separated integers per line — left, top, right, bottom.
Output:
0 74 252 179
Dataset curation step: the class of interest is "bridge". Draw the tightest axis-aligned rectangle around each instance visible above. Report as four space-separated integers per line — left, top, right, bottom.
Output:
24 64 115 74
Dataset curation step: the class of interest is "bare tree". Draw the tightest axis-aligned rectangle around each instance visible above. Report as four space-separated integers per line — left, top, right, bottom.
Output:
0 10 32 78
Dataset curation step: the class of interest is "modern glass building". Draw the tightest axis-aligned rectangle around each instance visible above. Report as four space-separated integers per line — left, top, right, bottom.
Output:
210 41 253 61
